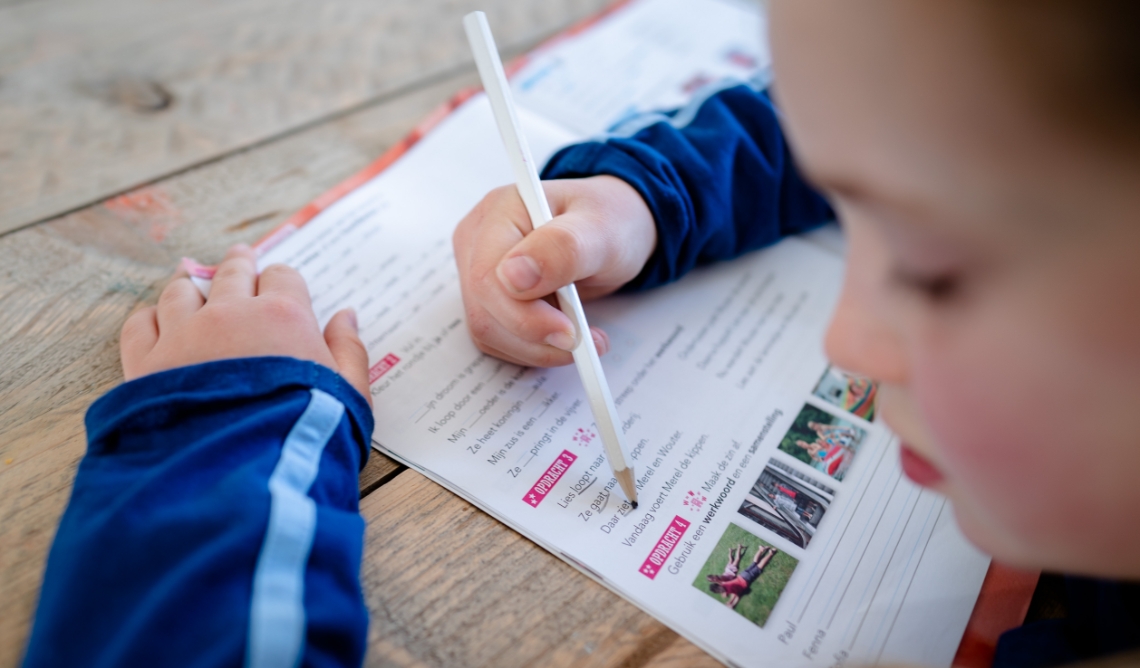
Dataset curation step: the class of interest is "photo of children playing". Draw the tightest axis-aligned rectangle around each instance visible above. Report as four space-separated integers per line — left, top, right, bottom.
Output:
692 524 798 628
738 459 835 548
812 365 878 421
777 404 865 481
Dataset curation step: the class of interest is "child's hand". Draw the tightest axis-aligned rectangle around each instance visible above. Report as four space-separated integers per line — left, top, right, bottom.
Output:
452 176 656 367
120 245 372 405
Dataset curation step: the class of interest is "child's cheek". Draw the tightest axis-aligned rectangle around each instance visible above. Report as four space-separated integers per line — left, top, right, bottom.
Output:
907 335 1097 565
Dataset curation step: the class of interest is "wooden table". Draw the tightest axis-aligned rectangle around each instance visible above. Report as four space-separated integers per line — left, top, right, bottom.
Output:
0 0 722 664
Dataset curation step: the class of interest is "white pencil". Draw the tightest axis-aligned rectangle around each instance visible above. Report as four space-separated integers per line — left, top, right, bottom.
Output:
463 11 638 508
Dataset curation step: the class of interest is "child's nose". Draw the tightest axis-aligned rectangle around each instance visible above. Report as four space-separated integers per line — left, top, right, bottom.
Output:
824 293 907 383
823 223 909 385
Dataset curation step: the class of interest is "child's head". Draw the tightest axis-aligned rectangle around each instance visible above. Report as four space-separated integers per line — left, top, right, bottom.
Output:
769 0 1140 578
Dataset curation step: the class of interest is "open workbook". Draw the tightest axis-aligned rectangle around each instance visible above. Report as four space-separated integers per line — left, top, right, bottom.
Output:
190 0 992 664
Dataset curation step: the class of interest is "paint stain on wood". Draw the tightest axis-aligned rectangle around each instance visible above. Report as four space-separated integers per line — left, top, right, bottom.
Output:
225 210 279 233
103 187 183 242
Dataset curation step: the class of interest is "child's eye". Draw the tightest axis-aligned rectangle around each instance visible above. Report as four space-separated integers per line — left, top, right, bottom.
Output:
890 267 961 302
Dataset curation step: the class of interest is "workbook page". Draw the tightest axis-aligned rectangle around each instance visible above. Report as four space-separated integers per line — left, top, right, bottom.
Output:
512 0 769 135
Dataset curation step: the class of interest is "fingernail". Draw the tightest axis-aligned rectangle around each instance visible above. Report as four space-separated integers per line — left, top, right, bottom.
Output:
592 330 608 355
545 330 577 352
498 255 541 293
344 308 358 332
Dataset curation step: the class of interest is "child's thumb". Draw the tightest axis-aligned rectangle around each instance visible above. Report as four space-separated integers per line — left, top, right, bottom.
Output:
324 309 372 407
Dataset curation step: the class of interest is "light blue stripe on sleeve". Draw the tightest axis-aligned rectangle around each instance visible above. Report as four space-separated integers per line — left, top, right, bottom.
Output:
598 68 773 141
247 389 345 668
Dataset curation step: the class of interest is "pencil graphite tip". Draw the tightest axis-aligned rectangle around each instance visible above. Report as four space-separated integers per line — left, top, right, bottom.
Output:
630 501 639 509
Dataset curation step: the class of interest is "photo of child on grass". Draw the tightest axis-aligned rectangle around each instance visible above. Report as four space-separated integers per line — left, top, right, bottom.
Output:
812 365 878 421
777 404 865 481
692 523 798 628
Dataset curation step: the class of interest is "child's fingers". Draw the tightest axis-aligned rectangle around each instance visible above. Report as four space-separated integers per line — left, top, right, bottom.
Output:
457 208 579 352
156 277 206 332
324 309 372 406
467 343 535 369
464 299 578 367
257 263 312 306
120 306 158 380
590 326 610 356
467 317 609 368
455 196 566 362
466 276 581 353
475 332 575 368
494 213 609 301
454 191 528 291
208 244 258 302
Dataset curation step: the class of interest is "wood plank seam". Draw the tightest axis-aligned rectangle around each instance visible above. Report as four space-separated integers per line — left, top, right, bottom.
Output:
359 463 407 499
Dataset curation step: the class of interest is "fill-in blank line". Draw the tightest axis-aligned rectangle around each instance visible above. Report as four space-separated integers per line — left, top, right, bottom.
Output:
794 440 893 623
814 464 901 626
826 474 903 628
846 488 923 648
463 410 482 428
873 500 946 664
482 363 506 384
532 403 551 419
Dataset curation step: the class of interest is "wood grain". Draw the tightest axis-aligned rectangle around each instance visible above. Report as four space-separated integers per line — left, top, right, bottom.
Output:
0 72 471 667
0 0 610 235
645 638 725 668
360 471 717 667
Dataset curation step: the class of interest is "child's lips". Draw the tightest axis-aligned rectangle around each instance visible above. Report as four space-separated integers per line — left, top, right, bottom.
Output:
900 444 945 487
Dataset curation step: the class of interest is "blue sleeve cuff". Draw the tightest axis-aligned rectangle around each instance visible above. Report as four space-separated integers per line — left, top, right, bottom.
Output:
543 140 692 292
23 357 374 667
86 356 374 468
542 82 834 292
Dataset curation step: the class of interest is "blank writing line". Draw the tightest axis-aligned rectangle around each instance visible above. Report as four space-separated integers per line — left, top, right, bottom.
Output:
794 440 892 623
847 488 922 648
826 474 902 629
873 501 946 663
814 463 901 626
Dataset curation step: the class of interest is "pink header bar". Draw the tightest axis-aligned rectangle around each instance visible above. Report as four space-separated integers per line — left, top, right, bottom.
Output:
639 516 691 579
368 353 401 383
523 450 577 508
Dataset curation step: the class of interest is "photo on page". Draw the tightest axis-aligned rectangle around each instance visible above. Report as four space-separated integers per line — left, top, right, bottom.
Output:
737 458 835 548
692 523 798 628
777 404 866 481
811 365 879 421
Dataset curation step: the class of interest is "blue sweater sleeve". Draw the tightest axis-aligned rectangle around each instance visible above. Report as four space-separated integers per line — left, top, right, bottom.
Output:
541 80 834 292
22 357 374 668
